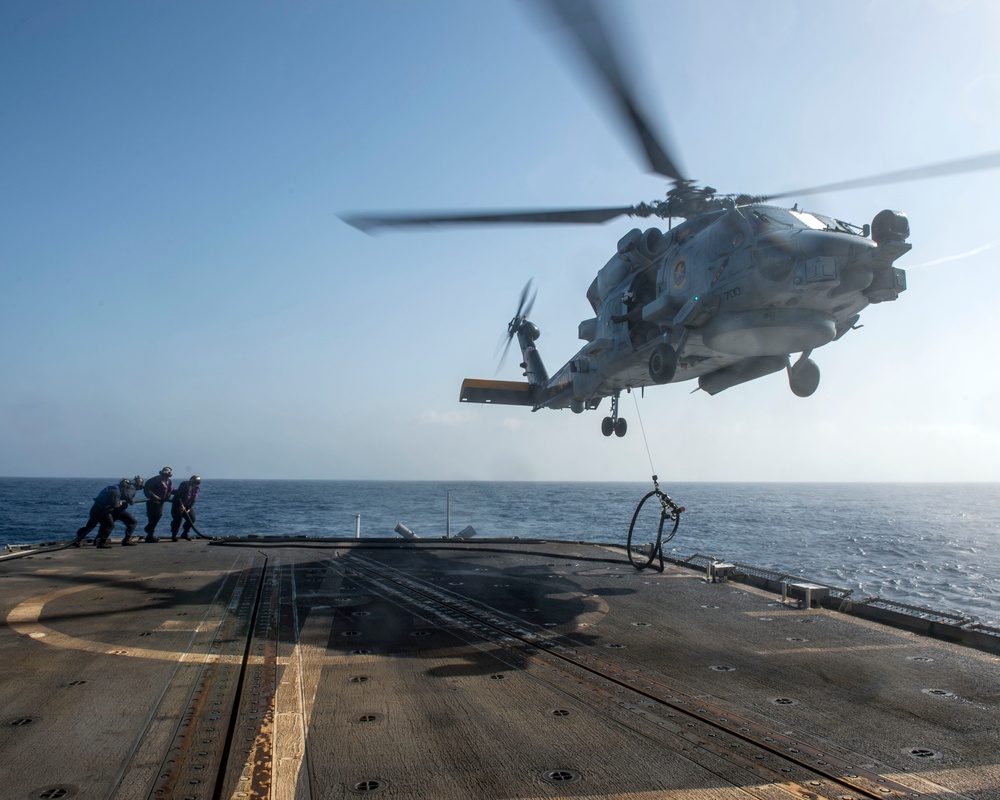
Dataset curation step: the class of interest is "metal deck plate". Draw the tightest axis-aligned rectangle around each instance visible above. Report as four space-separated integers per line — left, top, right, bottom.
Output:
1 539 997 799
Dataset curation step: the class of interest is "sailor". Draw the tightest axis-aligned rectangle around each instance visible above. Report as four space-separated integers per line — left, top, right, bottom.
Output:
143 466 174 542
73 477 139 548
170 475 201 541
118 476 144 546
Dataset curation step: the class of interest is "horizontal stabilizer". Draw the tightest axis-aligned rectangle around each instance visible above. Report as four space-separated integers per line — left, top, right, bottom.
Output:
460 378 535 406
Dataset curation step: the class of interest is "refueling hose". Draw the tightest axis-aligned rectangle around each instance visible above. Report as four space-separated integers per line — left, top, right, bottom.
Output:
0 541 76 561
180 507 213 540
626 475 684 572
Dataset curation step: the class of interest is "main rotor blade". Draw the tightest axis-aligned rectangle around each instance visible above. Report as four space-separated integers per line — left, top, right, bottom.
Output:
342 205 638 233
537 0 686 182
763 150 1000 202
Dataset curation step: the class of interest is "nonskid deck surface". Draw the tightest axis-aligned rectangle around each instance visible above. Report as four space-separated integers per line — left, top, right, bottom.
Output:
0 539 997 799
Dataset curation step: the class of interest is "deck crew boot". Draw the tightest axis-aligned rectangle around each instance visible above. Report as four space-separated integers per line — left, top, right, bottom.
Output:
122 536 136 546
96 537 112 549
145 535 160 543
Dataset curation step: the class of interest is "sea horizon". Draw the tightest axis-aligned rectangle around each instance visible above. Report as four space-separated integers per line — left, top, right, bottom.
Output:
2 479 998 627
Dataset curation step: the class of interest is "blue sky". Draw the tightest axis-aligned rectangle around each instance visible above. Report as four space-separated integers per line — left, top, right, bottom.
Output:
2 0 999 482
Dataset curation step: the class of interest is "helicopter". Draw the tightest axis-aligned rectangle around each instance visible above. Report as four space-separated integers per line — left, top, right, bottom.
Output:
343 0 1000 438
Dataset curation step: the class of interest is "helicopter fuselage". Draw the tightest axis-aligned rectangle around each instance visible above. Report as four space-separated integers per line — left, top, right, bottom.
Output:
461 202 910 433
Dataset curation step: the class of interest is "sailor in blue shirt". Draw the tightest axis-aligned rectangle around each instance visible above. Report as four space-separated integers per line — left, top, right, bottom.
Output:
116 475 144 546
72 476 143 548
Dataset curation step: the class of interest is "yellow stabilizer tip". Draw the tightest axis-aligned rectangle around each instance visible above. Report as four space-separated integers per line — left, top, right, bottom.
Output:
460 378 535 406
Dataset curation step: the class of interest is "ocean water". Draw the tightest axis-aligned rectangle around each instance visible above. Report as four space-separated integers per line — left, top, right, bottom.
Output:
1 479 998 627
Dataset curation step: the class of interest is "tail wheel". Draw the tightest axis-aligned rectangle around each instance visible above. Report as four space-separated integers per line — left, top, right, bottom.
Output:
648 343 678 384
615 418 628 437
601 417 615 437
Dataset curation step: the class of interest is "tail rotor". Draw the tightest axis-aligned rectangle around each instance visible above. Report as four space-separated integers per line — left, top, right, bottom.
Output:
498 280 537 371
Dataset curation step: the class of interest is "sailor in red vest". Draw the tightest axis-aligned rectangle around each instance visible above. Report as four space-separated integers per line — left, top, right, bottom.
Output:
142 466 174 542
170 475 201 541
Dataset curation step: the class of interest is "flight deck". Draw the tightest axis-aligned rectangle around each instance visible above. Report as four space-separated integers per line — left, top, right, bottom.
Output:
1 537 997 799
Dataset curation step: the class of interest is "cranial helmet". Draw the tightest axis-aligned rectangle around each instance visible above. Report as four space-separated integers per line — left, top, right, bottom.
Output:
160 466 173 477
133 475 145 489
190 475 201 485
120 478 132 487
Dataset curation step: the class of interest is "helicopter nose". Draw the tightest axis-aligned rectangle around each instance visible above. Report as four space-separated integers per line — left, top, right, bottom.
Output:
794 229 861 262
753 229 881 301
797 231 880 296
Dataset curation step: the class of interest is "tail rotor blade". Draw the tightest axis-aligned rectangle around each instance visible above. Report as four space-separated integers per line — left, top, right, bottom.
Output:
518 279 537 321
497 335 515 375
514 278 531 319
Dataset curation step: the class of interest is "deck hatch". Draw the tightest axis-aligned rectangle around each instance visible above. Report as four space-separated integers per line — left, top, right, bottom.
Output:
543 770 582 784
30 787 77 799
350 779 386 793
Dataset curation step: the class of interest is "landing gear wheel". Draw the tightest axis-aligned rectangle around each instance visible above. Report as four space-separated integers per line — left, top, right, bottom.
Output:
788 357 820 397
601 391 627 437
648 343 678 384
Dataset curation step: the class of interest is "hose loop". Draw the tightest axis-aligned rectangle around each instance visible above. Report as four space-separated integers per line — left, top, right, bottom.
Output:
626 475 684 572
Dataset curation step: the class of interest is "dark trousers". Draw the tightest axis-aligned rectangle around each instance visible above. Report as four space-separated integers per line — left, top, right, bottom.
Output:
75 503 114 542
113 509 138 539
145 501 165 534
170 503 195 538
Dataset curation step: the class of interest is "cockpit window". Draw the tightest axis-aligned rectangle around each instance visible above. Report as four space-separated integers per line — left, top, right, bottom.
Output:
788 209 828 230
747 207 806 232
807 211 856 234
747 205 859 236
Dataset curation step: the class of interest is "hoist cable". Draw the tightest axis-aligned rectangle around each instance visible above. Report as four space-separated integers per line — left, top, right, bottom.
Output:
620 384 683 571
630 387 657 477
